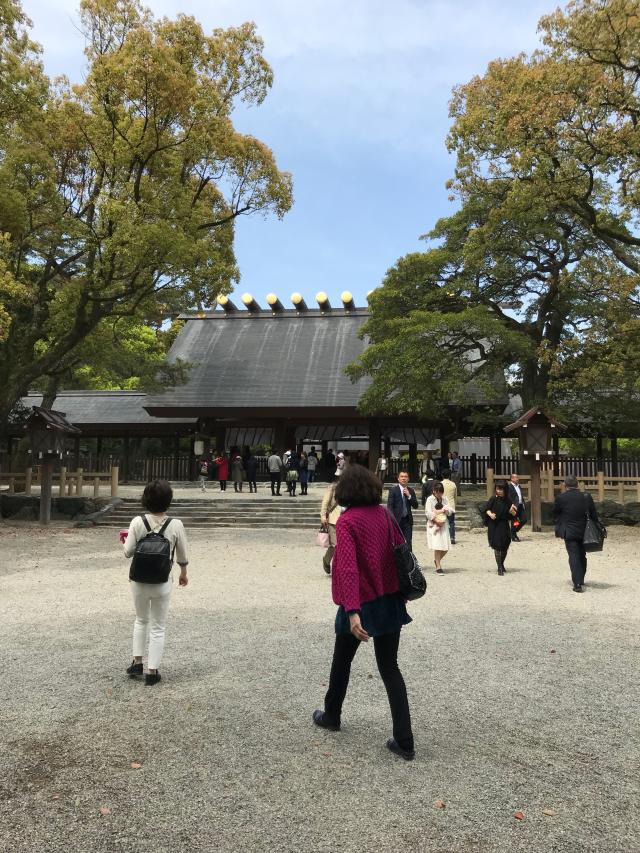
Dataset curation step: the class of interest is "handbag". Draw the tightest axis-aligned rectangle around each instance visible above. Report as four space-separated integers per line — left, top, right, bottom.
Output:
583 515 606 553
385 510 427 601
316 525 330 548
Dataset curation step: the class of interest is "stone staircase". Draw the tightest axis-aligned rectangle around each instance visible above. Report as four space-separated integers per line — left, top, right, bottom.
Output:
94 484 470 532
95 495 323 530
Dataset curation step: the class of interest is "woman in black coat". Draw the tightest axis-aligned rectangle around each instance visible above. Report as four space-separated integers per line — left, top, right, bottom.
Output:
485 481 517 575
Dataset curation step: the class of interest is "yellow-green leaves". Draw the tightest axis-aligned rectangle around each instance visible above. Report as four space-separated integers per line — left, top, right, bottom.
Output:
0 0 292 421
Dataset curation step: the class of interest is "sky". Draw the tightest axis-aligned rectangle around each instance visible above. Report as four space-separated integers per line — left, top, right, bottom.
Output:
23 0 553 309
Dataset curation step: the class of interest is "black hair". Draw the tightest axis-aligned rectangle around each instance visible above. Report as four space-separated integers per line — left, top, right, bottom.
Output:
334 464 382 507
441 468 451 478
494 480 508 496
432 481 444 494
141 479 173 513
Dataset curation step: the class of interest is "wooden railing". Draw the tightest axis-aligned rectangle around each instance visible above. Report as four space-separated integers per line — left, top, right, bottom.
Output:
486 468 640 504
0 470 31 494
57 466 119 498
0 466 119 498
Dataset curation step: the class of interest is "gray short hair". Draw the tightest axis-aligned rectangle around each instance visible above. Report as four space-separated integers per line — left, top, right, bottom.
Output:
564 475 579 489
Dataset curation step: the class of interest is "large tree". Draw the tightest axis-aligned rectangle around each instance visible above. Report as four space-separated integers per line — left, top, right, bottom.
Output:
0 0 292 423
349 0 640 428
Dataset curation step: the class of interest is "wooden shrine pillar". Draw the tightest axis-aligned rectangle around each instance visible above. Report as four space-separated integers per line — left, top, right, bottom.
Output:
552 434 560 477
122 435 130 482
173 435 181 480
493 433 503 475
529 458 542 532
214 426 226 454
596 433 604 472
368 420 381 473
408 443 417 479
273 423 286 454
39 463 53 525
489 431 497 471
610 434 618 477
284 425 297 453
439 430 450 461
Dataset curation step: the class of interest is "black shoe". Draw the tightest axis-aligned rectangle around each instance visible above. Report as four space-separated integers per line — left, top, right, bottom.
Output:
436 568 444 574
386 738 415 761
573 584 583 593
512 534 520 542
126 660 143 678
450 539 456 545
323 562 331 575
312 710 340 731
498 569 504 576
145 671 161 686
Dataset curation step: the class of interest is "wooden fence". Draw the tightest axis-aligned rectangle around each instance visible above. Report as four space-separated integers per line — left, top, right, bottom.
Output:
486 468 640 505
0 466 119 498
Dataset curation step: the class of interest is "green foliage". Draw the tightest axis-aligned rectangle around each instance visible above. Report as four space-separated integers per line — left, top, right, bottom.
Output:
352 0 640 431
0 0 292 420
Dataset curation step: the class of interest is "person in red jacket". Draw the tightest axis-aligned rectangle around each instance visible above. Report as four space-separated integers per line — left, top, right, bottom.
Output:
214 452 229 491
312 465 415 761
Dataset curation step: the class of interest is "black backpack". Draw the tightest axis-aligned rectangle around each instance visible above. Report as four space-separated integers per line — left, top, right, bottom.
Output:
129 516 174 584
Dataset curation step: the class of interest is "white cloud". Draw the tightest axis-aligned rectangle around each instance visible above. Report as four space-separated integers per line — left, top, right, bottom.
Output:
24 0 552 155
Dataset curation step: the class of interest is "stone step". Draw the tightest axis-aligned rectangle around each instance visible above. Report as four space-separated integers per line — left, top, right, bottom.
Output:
95 518 318 530
98 495 471 531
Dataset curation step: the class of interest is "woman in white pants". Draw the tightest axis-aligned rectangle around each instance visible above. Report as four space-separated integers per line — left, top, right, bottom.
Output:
122 480 189 685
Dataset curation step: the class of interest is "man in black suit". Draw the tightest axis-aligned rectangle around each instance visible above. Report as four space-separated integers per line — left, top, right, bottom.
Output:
552 475 600 592
387 470 419 548
508 473 526 541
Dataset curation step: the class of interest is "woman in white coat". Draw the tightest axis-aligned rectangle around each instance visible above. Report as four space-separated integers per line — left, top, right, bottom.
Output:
425 481 452 574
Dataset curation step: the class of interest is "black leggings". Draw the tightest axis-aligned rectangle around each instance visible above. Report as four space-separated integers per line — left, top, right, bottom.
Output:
494 547 509 570
324 629 413 751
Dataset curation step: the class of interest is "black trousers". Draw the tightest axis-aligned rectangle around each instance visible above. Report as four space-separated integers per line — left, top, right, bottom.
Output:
324 630 414 751
565 538 587 586
399 517 413 550
248 478 257 492
270 473 281 495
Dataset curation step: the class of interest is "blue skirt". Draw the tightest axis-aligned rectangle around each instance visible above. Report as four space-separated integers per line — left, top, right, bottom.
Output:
335 592 411 637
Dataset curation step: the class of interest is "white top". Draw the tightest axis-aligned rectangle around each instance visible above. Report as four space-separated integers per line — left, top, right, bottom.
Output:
123 513 189 566
424 494 452 551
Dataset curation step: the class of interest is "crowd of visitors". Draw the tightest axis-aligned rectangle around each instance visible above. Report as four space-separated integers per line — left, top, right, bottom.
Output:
121 465 604 764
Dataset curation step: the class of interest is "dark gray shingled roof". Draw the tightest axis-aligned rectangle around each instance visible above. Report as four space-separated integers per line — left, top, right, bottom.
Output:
145 312 371 414
21 392 195 427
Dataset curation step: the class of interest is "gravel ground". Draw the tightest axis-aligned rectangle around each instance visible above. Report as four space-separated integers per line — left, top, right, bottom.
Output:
0 520 638 853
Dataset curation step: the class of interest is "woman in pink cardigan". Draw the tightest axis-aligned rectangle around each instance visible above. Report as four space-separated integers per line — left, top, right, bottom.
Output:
312 465 415 760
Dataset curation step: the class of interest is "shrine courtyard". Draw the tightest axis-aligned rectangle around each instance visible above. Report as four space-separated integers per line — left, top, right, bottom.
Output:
0 522 638 853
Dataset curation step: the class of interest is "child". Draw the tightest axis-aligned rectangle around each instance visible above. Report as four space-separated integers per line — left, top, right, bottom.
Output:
427 497 448 534
121 479 189 685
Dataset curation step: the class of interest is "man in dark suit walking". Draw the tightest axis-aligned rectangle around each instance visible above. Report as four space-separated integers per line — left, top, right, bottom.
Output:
552 475 600 592
387 470 419 549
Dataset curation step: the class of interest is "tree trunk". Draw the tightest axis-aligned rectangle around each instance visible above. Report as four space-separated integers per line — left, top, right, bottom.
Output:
40 376 60 410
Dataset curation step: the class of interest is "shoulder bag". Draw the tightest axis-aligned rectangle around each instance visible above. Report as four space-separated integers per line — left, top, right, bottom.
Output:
384 510 427 601
583 514 607 553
